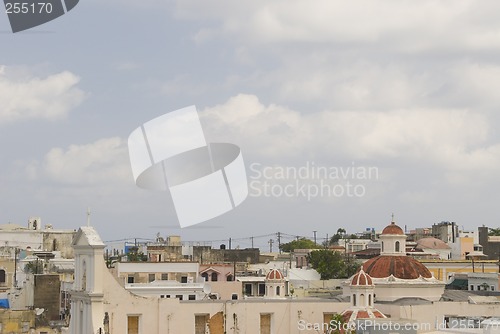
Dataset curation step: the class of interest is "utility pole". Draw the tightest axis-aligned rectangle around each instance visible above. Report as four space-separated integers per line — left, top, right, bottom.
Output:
268 239 274 252
13 248 17 287
277 232 281 253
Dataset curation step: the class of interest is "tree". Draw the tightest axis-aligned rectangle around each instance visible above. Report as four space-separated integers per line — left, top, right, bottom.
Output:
489 228 500 236
330 228 346 245
24 260 44 274
307 249 361 279
126 246 148 262
280 238 319 252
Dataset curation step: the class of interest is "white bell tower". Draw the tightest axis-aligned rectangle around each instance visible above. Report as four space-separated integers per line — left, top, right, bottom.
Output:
69 226 106 334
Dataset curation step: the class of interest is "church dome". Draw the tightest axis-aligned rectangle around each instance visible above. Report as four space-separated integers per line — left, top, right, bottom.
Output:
351 267 373 286
266 268 284 281
416 237 451 250
362 255 432 279
381 221 404 235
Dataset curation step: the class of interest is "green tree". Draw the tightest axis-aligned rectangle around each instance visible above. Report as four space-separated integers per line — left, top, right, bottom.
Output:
126 246 148 262
489 228 500 236
24 260 44 274
307 249 361 279
280 238 319 252
330 228 346 245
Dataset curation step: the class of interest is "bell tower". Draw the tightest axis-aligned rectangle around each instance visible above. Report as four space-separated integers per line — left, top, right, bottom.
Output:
69 226 106 334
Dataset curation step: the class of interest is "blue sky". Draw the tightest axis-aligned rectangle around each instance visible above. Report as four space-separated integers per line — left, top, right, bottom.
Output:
1 1 500 249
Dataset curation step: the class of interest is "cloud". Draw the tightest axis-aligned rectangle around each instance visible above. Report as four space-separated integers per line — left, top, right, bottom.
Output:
177 0 500 52
201 94 500 185
0 67 86 124
29 137 131 186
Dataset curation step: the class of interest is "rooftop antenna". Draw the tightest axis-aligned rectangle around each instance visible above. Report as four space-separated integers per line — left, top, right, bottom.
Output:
87 207 91 227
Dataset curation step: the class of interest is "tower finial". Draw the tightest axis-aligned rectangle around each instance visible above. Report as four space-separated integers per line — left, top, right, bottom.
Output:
391 212 395 223
87 207 91 227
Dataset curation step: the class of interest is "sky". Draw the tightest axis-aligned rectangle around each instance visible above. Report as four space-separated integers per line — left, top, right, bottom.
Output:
1 0 500 250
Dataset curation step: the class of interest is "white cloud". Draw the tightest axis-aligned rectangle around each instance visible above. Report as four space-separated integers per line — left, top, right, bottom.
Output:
177 0 500 52
201 94 500 184
0 67 85 124
30 137 131 186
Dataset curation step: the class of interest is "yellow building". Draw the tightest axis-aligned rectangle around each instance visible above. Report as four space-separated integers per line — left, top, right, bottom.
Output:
420 259 498 282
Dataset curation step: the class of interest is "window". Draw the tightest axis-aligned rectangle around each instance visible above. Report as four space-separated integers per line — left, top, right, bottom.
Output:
470 285 474 290
0 270 5 284
360 293 365 306
188 295 196 300
395 241 400 252
127 275 134 284
211 272 218 282
201 273 208 281
161 273 168 280
127 315 140 334
176 295 183 300
491 286 495 291
148 274 155 282
258 283 265 296
381 242 384 252
276 286 280 296
181 276 188 283
231 293 238 300
352 294 356 306
227 274 233 282
244 283 252 296
368 294 372 306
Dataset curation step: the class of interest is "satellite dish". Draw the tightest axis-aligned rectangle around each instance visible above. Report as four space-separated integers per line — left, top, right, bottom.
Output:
203 284 211 294
35 308 44 316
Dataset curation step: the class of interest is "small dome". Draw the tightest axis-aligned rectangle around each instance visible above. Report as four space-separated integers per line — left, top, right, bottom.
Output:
416 237 451 250
351 267 373 286
266 268 284 281
363 255 432 279
382 221 404 235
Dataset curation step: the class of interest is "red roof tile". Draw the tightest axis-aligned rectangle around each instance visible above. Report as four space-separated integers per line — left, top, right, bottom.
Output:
382 222 404 235
362 255 432 279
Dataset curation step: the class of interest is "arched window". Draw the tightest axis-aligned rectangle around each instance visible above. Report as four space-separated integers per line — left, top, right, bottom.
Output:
352 294 356 306
368 294 372 306
381 242 384 252
211 272 218 282
276 286 280 296
360 293 365 306
0 269 5 284
201 273 208 281
395 241 400 252
226 274 233 282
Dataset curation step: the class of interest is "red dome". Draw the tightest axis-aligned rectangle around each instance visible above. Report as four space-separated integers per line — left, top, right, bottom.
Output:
266 268 284 280
382 222 404 235
351 268 373 286
362 255 432 279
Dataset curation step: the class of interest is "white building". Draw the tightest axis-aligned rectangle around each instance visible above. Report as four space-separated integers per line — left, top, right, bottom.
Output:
69 226 500 334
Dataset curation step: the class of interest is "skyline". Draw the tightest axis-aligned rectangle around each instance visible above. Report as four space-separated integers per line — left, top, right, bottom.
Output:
1 1 500 246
